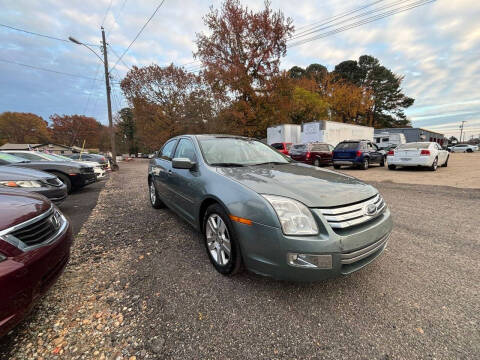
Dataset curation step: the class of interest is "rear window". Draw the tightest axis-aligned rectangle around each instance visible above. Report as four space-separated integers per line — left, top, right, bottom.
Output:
397 143 430 149
291 144 306 150
311 144 329 151
271 143 284 150
335 142 359 150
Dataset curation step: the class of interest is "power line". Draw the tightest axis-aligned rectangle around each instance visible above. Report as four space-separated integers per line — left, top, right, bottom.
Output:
290 0 410 41
108 44 131 70
0 58 100 81
110 0 167 73
288 0 434 48
0 23 98 46
101 0 114 27
291 0 387 38
83 62 103 114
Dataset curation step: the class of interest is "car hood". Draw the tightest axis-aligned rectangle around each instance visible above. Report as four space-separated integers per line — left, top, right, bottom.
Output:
0 189 51 231
217 163 377 207
0 165 56 181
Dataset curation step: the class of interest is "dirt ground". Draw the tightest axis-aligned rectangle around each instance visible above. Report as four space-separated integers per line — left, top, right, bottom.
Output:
338 152 480 189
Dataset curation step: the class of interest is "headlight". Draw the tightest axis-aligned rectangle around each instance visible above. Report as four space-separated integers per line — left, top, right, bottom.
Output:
0 180 43 188
262 195 318 235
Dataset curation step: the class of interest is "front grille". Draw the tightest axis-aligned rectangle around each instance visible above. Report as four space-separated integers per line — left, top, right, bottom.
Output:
81 167 94 173
45 177 63 187
315 194 386 229
340 233 390 265
8 208 63 248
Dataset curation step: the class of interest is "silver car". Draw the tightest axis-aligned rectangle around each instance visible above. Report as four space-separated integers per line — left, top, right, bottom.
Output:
148 135 393 281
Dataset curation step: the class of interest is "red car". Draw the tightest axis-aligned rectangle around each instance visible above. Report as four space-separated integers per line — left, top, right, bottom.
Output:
289 142 334 166
0 189 72 337
270 142 292 155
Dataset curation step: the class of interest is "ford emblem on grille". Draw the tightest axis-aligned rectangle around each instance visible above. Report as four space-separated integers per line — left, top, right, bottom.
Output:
365 204 377 216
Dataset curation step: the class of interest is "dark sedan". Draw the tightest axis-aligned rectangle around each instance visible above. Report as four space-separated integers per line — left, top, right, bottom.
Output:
148 134 392 282
0 153 95 193
0 166 67 204
0 189 72 337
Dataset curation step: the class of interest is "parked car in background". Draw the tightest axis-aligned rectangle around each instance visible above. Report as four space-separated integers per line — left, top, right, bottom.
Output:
2 151 106 181
0 153 95 193
65 153 109 168
148 134 392 281
0 189 72 337
0 166 67 204
333 140 385 170
387 142 449 171
270 142 292 155
448 144 478 153
289 143 334 166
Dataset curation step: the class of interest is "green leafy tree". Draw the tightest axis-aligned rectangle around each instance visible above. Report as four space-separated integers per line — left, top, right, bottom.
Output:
334 55 414 128
116 107 137 154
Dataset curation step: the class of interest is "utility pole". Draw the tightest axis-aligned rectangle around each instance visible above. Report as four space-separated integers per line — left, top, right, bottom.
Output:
101 27 118 170
459 120 466 143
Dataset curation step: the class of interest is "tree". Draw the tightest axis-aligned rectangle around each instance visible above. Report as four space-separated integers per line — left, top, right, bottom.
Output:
116 107 137 155
50 114 104 148
121 64 214 149
448 136 458 144
334 55 414 128
0 112 50 144
195 0 293 136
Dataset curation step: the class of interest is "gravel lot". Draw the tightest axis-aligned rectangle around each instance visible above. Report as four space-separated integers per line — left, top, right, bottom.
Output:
1 160 479 359
338 152 480 189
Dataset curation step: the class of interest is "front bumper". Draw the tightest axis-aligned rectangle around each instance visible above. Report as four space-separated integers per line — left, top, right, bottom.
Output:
233 207 393 281
71 173 96 188
0 218 72 337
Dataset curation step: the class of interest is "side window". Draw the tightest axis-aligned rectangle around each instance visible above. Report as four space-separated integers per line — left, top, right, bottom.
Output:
14 152 44 161
173 139 197 162
271 143 283 150
160 140 177 160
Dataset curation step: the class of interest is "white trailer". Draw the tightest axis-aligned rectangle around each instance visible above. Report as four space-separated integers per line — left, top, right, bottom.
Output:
373 132 406 149
267 124 301 145
301 120 374 147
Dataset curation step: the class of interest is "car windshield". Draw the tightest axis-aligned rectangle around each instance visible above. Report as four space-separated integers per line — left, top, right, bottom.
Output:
0 152 30 164
289 144 307 154
397 143 430 149
42 153 74 162
335 142 358 150
198 137 290 166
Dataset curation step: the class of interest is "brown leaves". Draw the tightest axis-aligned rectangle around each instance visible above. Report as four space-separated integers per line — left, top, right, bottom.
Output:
49 114 106 149
0 112 51 144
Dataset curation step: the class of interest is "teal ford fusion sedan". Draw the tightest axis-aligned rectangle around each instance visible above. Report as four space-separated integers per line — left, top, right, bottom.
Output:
148 135 393 281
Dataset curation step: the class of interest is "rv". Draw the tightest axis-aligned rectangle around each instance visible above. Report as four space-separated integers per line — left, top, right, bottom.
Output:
373 132 406 149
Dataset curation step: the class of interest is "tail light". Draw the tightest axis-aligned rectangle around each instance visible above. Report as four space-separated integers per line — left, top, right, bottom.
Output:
356 150 362 157
306 151 311 159
387 150 394 156
420 150 430 156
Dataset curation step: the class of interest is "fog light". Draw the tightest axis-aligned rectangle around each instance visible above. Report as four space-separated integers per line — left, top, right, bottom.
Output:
287 253 332 269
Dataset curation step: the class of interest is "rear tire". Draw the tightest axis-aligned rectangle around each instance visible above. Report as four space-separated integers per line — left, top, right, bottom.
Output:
361 158 369 170
314 159 320 167
149 179 165 209
388 164 396 170
430 157 438 171
203 203 242 276
380 157 385 167
52 172 72 193
333 164 341 170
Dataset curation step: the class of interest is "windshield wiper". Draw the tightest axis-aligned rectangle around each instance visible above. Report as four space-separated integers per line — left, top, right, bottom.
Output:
252 161 289 166
210 162 245 167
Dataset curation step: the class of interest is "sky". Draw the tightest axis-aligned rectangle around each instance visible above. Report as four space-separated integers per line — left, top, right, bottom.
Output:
0 0 479 139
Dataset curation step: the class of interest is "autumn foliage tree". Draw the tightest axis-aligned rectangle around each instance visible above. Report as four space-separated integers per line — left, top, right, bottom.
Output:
50 114 105 148
0 112 51 144
121 64 214 149
195 0 293 136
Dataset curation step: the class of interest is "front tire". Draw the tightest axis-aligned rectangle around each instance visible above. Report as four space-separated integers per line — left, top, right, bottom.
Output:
52 172 72 193
333 164 341 169
149 180 165 209
203 204 242 275
380 157 385 167
467 148 473 153
314 159 320 167
442 155 449 167
430 157 438 171
388 164 396 170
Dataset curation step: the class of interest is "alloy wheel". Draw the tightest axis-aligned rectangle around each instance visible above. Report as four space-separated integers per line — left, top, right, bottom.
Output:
150 182 156 204
205 214 231 266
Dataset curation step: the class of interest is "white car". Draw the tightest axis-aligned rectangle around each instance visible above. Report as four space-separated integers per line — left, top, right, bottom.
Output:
4 150 106 180
448 144 478 153
387 142 449 171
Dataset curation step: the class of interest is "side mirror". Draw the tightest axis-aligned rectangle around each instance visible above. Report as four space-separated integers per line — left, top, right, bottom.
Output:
172 157 196 170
